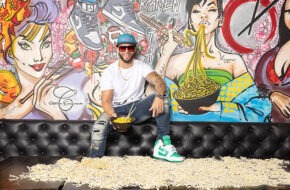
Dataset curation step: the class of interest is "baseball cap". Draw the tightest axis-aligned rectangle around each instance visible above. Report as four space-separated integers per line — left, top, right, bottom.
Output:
116 34 137 46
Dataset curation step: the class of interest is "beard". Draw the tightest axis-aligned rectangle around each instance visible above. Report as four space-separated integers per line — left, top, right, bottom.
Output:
119 52 136 64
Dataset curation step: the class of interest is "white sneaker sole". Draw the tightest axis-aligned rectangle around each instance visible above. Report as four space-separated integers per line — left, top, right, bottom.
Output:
153 155 184 163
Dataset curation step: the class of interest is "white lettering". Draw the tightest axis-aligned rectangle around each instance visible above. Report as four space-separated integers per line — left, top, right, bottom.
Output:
141 0 181 12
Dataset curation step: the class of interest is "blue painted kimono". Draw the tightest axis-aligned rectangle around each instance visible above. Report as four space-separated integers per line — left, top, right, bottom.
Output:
166 69 272 122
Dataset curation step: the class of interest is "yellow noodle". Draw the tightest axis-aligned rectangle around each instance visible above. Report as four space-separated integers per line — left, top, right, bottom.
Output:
174 25 219 100
113 117 132 123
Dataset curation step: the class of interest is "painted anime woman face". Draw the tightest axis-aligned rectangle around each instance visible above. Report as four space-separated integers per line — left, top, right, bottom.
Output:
190 0 221 34
11 23 52 78
284 0 290 30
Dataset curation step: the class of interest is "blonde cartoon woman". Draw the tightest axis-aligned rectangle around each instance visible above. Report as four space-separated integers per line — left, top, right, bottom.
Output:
0 0 67 119
155 0 271 122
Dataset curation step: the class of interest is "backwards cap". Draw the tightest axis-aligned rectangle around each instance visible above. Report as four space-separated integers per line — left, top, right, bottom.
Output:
116 34 137 46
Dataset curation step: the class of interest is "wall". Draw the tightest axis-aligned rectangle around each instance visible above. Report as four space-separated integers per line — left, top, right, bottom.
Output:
0 0 289 123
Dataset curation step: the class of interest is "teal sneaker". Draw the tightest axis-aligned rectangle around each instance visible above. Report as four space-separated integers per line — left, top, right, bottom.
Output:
153 135 184 162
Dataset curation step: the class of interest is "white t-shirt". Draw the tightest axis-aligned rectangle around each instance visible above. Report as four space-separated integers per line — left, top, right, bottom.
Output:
100 59 153 107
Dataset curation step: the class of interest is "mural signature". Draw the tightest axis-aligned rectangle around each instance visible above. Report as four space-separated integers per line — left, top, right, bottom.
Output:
51 86 84 111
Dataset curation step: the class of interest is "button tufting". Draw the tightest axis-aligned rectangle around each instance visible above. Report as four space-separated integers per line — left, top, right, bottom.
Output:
1 120 289 160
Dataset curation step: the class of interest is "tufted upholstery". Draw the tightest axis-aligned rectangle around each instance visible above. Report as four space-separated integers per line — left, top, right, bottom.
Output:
0 119 290 161
0 120 92 160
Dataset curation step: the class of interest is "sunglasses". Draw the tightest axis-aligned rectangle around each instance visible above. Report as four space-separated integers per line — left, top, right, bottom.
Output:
118 45 136 52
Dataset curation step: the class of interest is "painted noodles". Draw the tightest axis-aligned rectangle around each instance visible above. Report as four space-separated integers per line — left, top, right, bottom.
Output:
174 25 220 100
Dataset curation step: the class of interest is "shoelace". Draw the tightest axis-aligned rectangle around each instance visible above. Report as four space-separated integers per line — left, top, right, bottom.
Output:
81 2 97 12
123 1 136 20
81 13 99 31
164 144 177 153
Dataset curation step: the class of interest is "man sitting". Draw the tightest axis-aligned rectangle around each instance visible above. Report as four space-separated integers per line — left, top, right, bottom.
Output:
90 33 184 162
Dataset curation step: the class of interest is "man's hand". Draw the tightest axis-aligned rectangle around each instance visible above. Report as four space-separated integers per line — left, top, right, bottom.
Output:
149 97 164 117
109 112 117 123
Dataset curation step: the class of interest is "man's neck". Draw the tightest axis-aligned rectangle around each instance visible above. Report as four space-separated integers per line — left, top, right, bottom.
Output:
118 59 134 69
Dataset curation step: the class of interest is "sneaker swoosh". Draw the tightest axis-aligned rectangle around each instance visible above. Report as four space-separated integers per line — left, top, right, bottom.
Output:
158 147 168 157
112 5 125 19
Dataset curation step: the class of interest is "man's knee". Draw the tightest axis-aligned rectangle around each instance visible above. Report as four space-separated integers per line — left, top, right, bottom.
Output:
90 114 111 157
92 113 111 140
163 95 170 113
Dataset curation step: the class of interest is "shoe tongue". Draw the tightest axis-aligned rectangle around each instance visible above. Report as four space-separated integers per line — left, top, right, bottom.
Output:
162 136 171 146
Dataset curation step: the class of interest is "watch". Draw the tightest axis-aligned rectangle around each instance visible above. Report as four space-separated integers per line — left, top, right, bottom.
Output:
155 94 165 100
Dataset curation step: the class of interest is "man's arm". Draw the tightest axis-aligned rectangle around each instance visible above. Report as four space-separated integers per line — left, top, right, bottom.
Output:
101 90 117 118
146 71 166 96
146 71 166 117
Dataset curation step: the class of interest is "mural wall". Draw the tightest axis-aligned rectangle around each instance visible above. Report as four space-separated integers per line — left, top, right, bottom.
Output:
0 0 289 123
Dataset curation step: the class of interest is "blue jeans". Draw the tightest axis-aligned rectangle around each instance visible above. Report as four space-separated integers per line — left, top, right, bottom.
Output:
90 94 170 157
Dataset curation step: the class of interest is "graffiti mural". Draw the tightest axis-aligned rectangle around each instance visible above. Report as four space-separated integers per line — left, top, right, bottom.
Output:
0 0 288 123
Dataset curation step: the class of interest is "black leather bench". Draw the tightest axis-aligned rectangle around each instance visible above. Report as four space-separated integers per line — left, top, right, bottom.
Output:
1 119 290 161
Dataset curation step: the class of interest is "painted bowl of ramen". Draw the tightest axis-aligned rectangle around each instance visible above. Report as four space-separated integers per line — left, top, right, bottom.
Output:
174 87 220 115
111 115 135 132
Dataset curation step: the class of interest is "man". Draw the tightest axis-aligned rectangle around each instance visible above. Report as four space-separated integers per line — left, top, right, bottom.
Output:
90 33 184 162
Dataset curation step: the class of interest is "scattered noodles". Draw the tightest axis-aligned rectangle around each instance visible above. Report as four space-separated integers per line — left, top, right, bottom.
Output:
14 156 290 189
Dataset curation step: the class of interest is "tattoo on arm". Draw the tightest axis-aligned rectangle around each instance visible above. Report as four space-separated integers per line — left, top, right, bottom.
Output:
146 72 166 95
155 64 166 78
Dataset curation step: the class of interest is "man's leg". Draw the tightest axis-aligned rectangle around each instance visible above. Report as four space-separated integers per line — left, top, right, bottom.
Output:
132 94 170 139
154 95 171 139
132 95 184 162
90 112 112 157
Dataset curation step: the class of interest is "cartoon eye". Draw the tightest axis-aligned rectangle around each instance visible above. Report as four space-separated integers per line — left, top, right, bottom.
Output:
209 8 217 12
18 42 31 50
192 9 200 14
42 40 51 49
